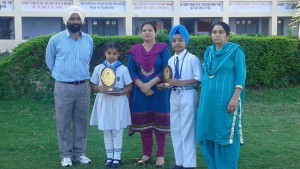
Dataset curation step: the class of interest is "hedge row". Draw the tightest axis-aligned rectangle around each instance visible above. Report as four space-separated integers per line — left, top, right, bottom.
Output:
0 34 299 99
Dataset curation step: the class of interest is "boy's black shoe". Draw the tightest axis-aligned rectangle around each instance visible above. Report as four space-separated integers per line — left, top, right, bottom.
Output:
170 165 184 169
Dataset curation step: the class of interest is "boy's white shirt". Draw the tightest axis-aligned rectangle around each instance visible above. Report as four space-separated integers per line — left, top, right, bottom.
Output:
168 49 203 82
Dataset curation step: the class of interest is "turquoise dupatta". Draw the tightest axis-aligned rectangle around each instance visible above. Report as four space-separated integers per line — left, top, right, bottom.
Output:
206 42 240 76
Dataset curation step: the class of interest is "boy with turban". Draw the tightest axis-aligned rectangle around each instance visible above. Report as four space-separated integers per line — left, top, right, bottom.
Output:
168 25 202 169
46 6 93 167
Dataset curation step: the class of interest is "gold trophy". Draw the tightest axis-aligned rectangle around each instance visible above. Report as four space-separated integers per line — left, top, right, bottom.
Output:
163 65 172 87
101 67 116 92
158 65 172 89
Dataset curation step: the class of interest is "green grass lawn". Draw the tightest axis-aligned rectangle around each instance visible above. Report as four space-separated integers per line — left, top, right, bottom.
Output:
0 86 299 169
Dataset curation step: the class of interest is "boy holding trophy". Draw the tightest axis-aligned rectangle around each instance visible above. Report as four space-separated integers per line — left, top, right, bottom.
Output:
168 25 202 169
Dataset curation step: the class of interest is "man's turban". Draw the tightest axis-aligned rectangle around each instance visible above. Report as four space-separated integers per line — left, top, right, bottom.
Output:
63 6 85 25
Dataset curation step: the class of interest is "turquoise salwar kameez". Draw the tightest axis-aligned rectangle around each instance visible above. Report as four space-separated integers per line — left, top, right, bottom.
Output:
196 42 246 169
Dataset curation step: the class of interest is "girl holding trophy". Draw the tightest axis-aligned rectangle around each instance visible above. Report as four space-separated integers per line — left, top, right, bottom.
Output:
90 42 133 168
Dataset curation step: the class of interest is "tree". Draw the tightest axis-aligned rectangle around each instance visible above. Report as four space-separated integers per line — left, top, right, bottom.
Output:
289 1 300 28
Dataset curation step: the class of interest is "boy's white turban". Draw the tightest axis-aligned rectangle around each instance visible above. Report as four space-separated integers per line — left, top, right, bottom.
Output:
63 6 85 25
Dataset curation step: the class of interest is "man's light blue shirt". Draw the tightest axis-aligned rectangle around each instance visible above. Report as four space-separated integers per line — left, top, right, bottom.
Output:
46 29 93 82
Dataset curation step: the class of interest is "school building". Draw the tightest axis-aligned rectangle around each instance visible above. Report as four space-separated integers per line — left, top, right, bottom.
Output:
0 0 299 52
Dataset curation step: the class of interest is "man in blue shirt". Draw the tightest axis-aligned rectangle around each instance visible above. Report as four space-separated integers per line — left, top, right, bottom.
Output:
46 6 93 167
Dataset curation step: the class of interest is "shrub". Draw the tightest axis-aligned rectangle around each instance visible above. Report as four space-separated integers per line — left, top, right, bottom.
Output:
0 35 299 99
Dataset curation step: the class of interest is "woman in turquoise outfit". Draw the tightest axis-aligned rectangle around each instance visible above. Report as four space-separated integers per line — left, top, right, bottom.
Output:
196 22 246 169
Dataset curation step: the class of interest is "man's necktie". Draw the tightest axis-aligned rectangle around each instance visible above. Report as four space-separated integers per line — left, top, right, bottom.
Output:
174 56 179 79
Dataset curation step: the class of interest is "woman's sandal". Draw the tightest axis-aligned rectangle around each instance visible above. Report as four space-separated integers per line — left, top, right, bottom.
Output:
155 157 164 168
128 126 135 136
137 157 151 165
156 164 164 168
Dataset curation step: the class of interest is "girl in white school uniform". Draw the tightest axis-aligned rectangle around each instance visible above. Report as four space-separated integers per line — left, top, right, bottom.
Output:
168 25 203 169
90 42 133 168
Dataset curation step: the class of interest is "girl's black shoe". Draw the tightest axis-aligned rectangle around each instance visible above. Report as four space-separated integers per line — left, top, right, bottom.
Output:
104 158 113 167
111 159 121 168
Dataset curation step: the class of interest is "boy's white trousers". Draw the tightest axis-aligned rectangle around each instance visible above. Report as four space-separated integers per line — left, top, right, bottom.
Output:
170 89 197 168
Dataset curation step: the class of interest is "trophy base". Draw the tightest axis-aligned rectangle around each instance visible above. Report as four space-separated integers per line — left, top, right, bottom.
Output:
103 90 122 94
157 83 172 89
103 87 122 94
164 83 170 87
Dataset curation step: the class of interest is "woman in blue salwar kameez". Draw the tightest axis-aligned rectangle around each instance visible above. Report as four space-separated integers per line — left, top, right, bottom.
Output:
196 22 246 169
127 21 171 167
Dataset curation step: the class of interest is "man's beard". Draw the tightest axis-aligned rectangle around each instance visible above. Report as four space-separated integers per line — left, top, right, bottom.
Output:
67 23 81 33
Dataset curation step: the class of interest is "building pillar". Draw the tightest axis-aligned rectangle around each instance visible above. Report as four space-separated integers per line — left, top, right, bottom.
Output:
222 0 229 23
125 0 133 35
126 17 133 35
173 0 180 26
271 1 278 35
270 16 277 35
298 23 300 39
14 0 22 42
